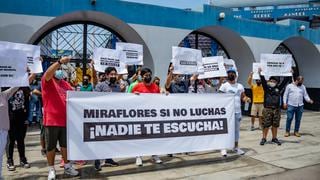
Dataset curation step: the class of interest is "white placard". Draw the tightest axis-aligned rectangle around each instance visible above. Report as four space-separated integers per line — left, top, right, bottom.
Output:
260 54 292 77
116 42 143 65
198 56 227 79
171 47 203 74
0 41 42 73
0 49 29 87
223 59 238 76
67 92 235 160
252 63 261 80
93 47 128 74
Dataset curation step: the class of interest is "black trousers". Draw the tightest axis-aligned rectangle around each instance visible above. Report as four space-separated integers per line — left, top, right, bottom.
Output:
6 110 28 162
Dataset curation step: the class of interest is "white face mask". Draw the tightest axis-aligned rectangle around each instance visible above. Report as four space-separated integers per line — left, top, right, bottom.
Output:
122 74 128 80
267 82 276 88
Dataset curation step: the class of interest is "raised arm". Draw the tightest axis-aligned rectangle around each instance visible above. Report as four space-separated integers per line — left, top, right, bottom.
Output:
247 72 253 86
43 57 70 81
165 65 174 90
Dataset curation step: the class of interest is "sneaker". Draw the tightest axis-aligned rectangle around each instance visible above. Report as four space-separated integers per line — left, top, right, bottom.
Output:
294 132 301 137
41 149 47 156
284 132 290 137
104 159 119 167
20 158 31 168
260 138 267 145
151 155 162 164
271 138 282 146
7 161 15 171
220 149 227 157
234 148 245 155
94 163 102 171
250 126 254 131
47 168 56 180
136 156 143 166
59 159 65 168
64 165 79 176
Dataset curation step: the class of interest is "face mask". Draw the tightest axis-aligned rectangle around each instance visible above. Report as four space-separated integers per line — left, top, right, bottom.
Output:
228 74 235 81
297 82 302 86
144 76 152 83
137 75 142 82
123 75 128 81
83 80 89 85
267 82 276 88
109 77 117 84
54 70 64 80
211 79 219 86
176 76 184 83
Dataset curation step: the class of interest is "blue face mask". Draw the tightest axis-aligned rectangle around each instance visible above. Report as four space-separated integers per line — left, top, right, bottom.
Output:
54 70 64 80
211 79 220 86
137 75 142 82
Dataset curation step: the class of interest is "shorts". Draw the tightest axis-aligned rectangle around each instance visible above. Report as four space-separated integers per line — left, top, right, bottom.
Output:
251 103 264 117
262 108 281 128
45 126 67 151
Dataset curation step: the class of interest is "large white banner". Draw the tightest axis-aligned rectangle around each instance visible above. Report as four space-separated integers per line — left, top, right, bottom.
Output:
116 42 143 65
67 92 235 160
260 54 292 77
0 41 42 73
198 56 227 79
171 46 203 74
0 49 29 87
93 47 128 74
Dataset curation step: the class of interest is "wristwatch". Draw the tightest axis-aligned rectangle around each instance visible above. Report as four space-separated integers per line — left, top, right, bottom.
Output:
57 60 62 65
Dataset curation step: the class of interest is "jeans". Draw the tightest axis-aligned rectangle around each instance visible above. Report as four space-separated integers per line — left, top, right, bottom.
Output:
286 105 304 132
0 130 8 177
28 97 42 123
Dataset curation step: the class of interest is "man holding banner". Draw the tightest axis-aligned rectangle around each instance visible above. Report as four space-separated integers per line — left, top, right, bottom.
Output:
94 66 121 170
41 57 79 180
219 68 251 156
132 67 162 166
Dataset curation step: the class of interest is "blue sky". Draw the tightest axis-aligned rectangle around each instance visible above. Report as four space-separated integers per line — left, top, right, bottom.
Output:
121 0 209 10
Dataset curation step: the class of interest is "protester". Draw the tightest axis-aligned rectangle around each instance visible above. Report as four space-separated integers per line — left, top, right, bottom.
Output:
118 73 130 92
94 67 121 171
132 67 162 166
247 72 264 131
80 74 93 92
28 79 42 124
283 76 313 137
258 68 291 146
153 76 166 94
0 73 35 178
6 87 31 171
219 68 251 156
127 68 142 93
42 57 79 179
165 64 189 93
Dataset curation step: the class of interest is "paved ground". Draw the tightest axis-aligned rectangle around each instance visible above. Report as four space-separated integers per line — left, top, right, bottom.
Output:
2 111 320 179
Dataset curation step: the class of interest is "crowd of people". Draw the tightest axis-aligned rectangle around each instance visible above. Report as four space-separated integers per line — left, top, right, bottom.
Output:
0 56 314 180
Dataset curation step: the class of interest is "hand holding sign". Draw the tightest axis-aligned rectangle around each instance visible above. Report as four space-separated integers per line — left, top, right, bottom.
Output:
93 47 128 74
198 56 227 79
260 54 293 77
171 47 202 74
0 41 42 73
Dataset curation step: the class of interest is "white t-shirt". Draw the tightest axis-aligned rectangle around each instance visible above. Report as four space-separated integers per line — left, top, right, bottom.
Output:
219 82 244 114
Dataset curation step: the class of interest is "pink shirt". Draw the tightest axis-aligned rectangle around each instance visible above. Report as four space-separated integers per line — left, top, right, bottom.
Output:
41 77 73 127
